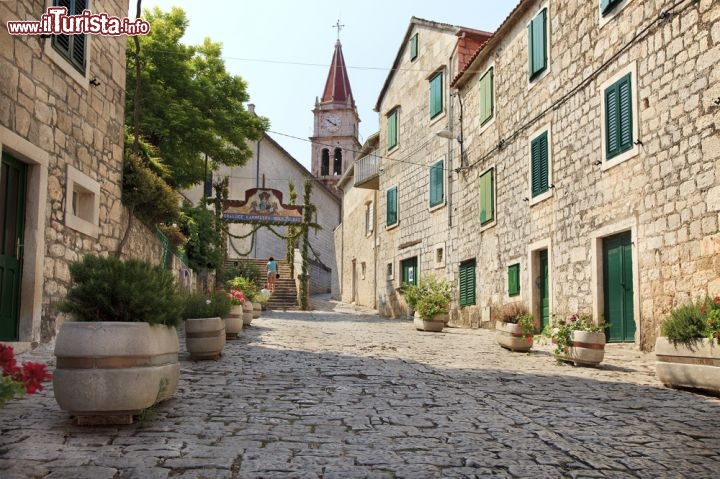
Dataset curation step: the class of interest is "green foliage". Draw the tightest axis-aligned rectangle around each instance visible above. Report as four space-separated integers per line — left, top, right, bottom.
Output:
58 255 182 327
125 7 268 188
660 296 720 347
123 151 181 226
496 303 535 338
0 375 25 408
180 202 223 271
181 291 232 319
405 277 454 320
226 276 259 302
545 313 606 359
218 263 261 286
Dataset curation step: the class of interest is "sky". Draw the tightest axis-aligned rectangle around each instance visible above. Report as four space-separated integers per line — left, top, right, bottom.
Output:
136 0 520 170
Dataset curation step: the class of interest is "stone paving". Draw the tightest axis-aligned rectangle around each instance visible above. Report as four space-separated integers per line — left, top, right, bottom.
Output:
2 296 720 478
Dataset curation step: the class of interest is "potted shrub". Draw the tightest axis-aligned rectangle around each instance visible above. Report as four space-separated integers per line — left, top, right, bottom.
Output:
495 303 535 352
182 292 231 360
546 313 607 367
406 277 453 332
55 255 182 425
656 296 720 394
224 289 246 339
227 276 261 319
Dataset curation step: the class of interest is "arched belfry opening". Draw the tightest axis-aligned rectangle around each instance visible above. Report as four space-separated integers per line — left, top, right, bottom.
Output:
321 148 330 176
333 148 342 175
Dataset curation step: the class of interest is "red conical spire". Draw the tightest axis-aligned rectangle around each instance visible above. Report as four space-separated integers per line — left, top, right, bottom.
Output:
321 40 354 106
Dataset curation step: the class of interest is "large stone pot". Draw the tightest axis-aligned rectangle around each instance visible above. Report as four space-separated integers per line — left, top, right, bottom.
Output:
413 312 445 332
242 302 253 327
185 317 225 360
655 337 720 394
558 330 606 366
53 322 180 425
495 321 533 352
224 305 244 339
252 302 262 319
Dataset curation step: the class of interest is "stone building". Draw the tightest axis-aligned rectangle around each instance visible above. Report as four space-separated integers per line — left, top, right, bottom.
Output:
335 133 380 307
0 0 166 346
371 17 491 318
448 0 719 350
183 114 341 295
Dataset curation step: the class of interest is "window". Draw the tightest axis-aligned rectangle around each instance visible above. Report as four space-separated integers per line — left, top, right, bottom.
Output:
530 131 549 197
434 243 446 268
203 170 213 198
65 165 100 238
387 263 393 279
386 186 398 227
400 257 418 286
508 263 520 297
479 168 494 225
410 33 418 61
479 67 494 126
605 73 633 160
528 8 547 80
429 160 444 208
333 148 342 175
52 0 87 74
364 201 374 236
321 148 329 176
459 260 476 307
600 0 623 15
361 262 366 280
387 109 398 150
429 72 444 119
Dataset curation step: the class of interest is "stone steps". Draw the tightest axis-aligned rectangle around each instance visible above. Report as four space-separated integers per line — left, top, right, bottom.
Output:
226 259 297 310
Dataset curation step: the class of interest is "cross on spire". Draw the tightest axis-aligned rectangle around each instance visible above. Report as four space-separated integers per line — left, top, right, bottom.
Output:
333 19 345 40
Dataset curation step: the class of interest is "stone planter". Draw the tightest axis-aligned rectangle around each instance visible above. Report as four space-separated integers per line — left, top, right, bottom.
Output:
252 302 262 319
557 330 606 366
413 312 445 332
655 337 720 394
495 321 533 352
242 302 254 327
224 305 244 339
185 317 225 360
53 322 180 425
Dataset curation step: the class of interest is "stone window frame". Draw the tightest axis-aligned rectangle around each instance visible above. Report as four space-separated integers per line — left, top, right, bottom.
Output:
508 263 521 297
478 64 496 131
458 259 477 307
478 165 496 232
433 242 446 269
386 107 400 153
43 0 92 90
599 0 633 29
527 122 554 207
364 200 374 237
428 157 446 211
526 1 551 90
409 33 419 62
65 165 100 238
428 69 445 121
385 185 399 230
599 62 640 172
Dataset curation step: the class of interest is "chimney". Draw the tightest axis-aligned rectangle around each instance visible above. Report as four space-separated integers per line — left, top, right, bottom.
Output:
247 103 256 115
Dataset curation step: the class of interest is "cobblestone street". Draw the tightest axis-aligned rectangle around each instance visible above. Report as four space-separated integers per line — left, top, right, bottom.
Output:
2 297 720 478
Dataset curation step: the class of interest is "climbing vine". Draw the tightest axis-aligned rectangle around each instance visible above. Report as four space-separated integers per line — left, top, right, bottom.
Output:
299 179 314 310
285 181 298 279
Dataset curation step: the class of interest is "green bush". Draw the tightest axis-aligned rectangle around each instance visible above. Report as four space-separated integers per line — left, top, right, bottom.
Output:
226 276 259 302
407 277 453 320
660 297 720 347
218 262 262 285
58 255 182 327
181 291 232 319
123 152 180 226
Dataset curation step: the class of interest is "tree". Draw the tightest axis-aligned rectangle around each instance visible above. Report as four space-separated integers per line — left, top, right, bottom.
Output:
125 7 268 188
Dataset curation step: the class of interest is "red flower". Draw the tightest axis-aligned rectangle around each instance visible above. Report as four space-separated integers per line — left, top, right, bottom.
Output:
701 305 706 313
20 362 52 394
714 297 720 303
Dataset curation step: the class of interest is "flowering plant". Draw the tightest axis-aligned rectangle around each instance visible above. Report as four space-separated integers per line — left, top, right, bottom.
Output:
544 313 605 358
661 296 720 347
0 344 52 407
495 303 535 339
227 289 246 306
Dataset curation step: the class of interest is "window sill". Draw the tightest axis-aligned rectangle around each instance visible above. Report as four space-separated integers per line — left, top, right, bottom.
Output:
601 146 639 172
527 68 549 90
429 201 446 213
386 222 399 231
429 111 446 127
529 189 553 207
479 219 496 233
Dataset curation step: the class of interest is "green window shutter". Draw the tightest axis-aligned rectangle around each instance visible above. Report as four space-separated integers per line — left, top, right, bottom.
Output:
410 34 418 61
429 161 444 207
459 260 476 307
479 169 494 225
528 9 547 79
429 72 443 118
386 187 397 226
52 0 86 74
601 0 622 15
508 263 520 296
605 73 633 160
479 68 494 126
531 132 549 197
387 110 397 149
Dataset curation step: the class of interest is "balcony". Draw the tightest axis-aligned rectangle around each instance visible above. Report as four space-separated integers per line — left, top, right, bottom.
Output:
354 154 379 190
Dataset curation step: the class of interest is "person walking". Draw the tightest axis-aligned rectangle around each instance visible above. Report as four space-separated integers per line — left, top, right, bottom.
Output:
266 257 278 293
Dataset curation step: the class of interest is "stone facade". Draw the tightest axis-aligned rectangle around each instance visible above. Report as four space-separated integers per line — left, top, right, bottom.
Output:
335 134 379 307
0 0 160 346
185 124 341 295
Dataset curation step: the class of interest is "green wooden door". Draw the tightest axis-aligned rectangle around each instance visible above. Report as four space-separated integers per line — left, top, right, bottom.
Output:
604 232 635 342
0 153 27 341
401 257 418 286
538 250 549 330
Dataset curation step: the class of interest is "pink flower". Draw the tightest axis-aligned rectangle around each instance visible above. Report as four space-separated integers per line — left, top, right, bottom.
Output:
21 362 52 394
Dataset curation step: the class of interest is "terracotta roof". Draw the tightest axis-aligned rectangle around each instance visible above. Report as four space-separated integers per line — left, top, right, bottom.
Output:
321 40 355 107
